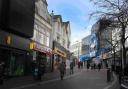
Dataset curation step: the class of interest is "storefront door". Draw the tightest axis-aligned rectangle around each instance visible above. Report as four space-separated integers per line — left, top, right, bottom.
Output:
9 52 25 76
0 48 26 77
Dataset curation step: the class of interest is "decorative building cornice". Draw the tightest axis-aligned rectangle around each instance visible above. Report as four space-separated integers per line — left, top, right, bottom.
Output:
53 15 63 23
35 14 52 30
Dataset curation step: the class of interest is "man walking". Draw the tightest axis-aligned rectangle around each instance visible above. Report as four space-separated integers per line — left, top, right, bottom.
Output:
98 63 101 71
87 61 90 71
59 62 65 80
70 62 74 74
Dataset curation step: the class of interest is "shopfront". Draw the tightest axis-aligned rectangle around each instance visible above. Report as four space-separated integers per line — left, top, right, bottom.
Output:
30 42 52 72
53 47 66 70
52 41 70 71
0 30 32 77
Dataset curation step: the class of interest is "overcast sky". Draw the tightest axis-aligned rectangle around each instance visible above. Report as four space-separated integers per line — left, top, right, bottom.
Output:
47 0 97 44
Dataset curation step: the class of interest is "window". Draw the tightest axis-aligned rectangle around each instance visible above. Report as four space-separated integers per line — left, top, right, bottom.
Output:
63 39 65 47
39 34 44 44
34 24 38 30
46 36 50 46
38 26 45 34
32 30 37 40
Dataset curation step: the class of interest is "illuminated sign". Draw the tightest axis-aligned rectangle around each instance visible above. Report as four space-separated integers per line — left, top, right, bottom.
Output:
6 36 11 45
30 42 52 54
54 47 66 57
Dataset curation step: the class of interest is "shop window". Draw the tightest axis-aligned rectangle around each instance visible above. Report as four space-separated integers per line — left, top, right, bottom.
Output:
9 53 25 76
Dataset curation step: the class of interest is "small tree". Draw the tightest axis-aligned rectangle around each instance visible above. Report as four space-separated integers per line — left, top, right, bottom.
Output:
90 0 128 71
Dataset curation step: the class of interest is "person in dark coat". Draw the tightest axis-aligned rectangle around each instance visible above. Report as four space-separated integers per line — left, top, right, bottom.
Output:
80 61 83 69
70 62 74 74
87 62 90 71
98 63 101 71
59 62 65 80
78 61 81 69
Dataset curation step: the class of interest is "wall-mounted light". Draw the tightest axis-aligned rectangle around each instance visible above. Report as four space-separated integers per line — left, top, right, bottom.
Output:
6 36 11 45
30 42 35 49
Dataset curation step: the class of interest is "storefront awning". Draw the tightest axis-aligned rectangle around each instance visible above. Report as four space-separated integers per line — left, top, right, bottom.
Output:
80 54 90 61
30 41 52 55
53 47 66 57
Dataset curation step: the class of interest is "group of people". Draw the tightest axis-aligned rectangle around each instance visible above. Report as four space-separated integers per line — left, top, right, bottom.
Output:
87 62 102 71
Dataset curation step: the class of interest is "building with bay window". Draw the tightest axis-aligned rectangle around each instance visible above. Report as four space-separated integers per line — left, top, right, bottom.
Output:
31 0 52 72
51 14 71 70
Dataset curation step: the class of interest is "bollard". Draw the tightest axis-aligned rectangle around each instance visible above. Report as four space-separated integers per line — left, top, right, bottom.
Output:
107 68 111 82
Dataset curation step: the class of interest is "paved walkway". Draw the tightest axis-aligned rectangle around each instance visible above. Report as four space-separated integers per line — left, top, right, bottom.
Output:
0 67 80 89
0 67 119 89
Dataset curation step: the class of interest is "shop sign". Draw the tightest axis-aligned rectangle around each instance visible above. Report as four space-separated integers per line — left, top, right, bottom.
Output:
30 42 35 49
34 43 52 53
6 36 11 45
54 47 66 57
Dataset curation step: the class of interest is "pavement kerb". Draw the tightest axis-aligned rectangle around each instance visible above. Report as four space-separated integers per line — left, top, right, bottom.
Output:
104 72 119 89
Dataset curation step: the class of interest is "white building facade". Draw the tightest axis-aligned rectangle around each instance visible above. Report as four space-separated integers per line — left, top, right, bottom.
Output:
31 0 52 71
70 41 82 61
51 14 71 70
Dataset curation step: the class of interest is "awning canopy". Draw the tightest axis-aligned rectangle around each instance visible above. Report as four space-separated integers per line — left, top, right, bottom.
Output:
80 54 90 61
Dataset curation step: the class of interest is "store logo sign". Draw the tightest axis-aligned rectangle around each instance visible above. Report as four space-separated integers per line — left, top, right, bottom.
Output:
6 36 11 45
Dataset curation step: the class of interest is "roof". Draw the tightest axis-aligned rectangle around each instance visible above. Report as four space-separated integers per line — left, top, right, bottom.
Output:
53 15 63 23
62 21 70 28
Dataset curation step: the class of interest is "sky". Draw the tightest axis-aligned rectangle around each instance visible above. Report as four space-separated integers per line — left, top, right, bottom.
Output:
47 0 97 44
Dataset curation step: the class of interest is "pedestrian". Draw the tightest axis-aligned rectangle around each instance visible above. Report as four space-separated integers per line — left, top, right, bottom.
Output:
59 62 65 80
90 62 93 70
87 62 90 71
78 61 81 69
70 62 74 74
80 61 83 69
98 63 101 71
0 61 5 85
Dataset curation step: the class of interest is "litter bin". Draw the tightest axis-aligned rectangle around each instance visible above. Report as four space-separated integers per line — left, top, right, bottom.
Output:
107 68 111 82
